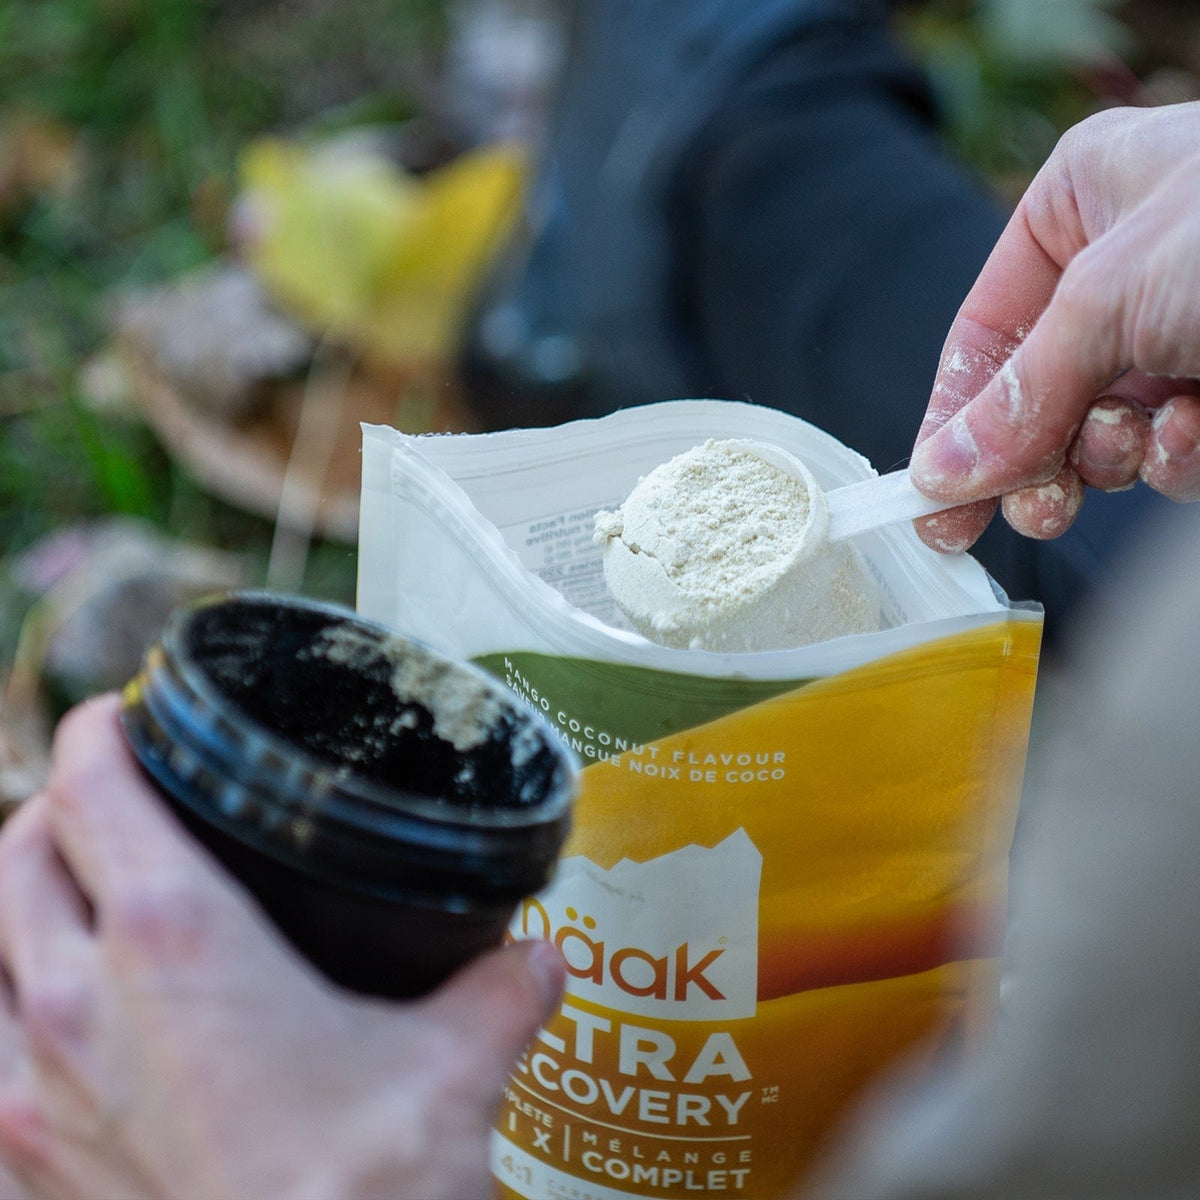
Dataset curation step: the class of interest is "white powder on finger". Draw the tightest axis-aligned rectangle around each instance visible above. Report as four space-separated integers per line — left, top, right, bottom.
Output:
594 439 880 652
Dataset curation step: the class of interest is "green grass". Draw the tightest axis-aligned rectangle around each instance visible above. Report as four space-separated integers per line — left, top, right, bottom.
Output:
897 0 1127 192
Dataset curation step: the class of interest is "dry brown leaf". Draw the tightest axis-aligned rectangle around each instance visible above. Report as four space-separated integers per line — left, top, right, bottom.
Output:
120 333 481 543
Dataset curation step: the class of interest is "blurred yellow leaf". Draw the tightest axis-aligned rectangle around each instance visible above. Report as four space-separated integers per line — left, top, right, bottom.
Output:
237 136 525 366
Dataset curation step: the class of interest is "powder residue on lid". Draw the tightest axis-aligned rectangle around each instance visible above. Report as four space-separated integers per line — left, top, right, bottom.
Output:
314 625 506 751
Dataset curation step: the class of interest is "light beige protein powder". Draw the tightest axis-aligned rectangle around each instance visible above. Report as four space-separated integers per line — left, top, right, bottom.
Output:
313 625 505 751
594 439 880 652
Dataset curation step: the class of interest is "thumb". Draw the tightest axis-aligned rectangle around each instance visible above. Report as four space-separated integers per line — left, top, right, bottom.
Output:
908 254 1122 550
421 939 564 1096
910 262 1118 508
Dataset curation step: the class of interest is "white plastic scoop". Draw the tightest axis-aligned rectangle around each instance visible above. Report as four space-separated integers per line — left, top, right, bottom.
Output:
824 467 954 542
736 441 954 543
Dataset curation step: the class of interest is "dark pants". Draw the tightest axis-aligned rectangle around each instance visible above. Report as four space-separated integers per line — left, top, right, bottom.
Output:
462 3 1171 642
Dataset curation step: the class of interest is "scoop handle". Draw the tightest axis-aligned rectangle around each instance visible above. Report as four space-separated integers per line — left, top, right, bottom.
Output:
824 468 954 542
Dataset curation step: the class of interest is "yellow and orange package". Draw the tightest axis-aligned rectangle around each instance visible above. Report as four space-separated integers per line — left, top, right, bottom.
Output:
357 400 1041 1198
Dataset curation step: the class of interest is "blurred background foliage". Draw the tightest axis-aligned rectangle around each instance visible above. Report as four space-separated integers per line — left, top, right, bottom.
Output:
0 0 1198 749
1 0 447 568
899 0 1199 193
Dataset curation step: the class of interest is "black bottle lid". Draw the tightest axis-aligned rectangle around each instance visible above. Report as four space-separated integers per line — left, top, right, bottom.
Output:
121 591 576 913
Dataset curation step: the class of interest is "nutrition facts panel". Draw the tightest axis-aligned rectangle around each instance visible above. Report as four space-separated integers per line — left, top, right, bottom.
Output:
503 505 629 630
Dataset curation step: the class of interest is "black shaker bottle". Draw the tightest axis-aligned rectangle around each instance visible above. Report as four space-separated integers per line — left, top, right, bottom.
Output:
119 591 575 998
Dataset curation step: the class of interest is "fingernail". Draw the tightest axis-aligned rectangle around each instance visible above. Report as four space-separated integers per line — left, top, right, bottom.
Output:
1144 408 1200 501
525 940 565 1011
1075 437 1133 473
1074 400 1142 471
911 414 979 493
1153 404 1199 464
